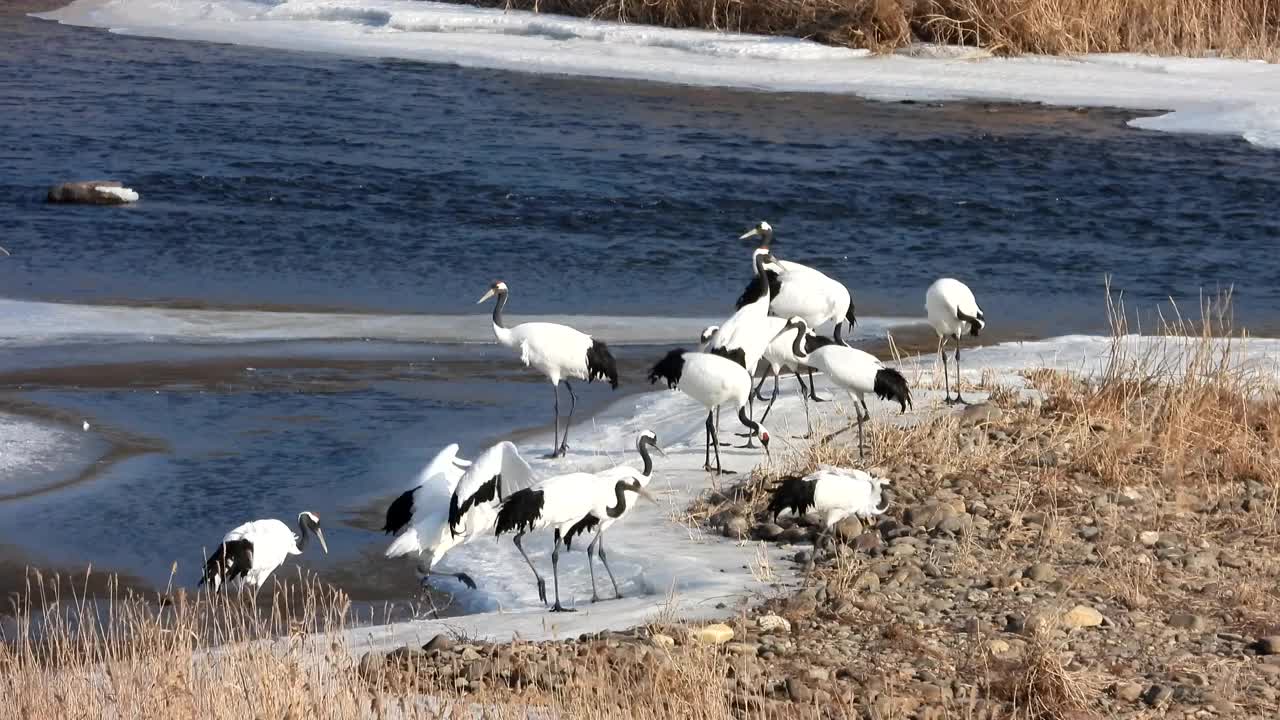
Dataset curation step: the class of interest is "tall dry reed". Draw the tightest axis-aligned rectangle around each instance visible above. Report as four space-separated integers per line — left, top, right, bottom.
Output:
481 0 1279 57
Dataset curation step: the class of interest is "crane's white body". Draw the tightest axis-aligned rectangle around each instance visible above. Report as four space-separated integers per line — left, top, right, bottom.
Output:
926 278 983 340
760 316 805 375
768 264 852 332
678 352 754 413
521 472 616 535
801 345 884 401
217 519 300 591
384 444 471 566
450 440 536 530
494 321 598 386
808 467 890 526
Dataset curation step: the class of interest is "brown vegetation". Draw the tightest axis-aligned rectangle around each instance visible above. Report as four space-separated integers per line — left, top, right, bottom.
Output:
469 0 1280 58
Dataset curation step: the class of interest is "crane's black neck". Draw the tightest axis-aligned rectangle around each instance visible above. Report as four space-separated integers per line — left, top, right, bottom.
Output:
606 479 642 519
791 328 808 359
491 291 508 329
737 406 761 435
638 440 655 478
296 515 309 552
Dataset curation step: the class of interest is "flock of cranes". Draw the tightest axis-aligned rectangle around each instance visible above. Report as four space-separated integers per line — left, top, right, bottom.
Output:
199 222 986 614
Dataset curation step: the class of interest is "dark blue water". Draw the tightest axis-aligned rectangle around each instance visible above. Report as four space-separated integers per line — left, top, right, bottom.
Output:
1 12 1279 604
3 15 1278 331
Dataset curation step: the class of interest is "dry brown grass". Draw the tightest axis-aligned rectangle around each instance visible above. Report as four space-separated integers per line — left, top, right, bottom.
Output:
476 0 1280 58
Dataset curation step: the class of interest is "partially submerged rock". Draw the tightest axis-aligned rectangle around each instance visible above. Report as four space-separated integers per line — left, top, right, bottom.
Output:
47 180 139 204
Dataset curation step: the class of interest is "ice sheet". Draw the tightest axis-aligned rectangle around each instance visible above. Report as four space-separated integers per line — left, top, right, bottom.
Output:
0 298 915 348
38 0 1280 149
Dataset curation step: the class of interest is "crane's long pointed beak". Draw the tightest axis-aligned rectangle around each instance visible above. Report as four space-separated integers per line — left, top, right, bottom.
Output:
738 228 759 241
637 487 659 505
476 289 495 304
316 528 329 554
0 246 9 256
653 446 668 458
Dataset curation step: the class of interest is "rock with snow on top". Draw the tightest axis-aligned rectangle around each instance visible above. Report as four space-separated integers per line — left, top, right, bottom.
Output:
47 180 139 205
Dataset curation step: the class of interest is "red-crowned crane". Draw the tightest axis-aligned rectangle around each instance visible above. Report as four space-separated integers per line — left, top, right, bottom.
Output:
737 221 856 400
925 278 985 405
786 317 912 458
200 511 328 593
478 281 618 458
493 433 661 612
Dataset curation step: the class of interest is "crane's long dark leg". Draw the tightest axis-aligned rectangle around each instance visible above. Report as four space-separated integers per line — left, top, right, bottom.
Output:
416 557 477 590
753 371 771 402
703 410 713 471
586 532 601 603
550 529 574 613
940 337 955 405
793 370 815 439
953 335 969 405
808 367 829 402
738 369 778 446
857 398 869 460
556 381 577 457
512 533 547 605
710 413 734 475
544 384 562 458
715 406 728 446
598 533 622 600
757 368 781 425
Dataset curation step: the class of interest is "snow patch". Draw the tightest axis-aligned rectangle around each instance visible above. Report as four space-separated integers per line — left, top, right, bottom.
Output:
94 185 139 202
37 0 1280 149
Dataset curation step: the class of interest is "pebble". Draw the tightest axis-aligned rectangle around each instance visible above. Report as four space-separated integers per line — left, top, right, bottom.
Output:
1183 550 1219 572
1140 531 1161 547
1024 562 1056 582
833 516 863 542
1142 684 1173 707
723 516 750 539
786 677 814 703
959 403 1004 426
423 634 454 653
1115 682 1144 702
854 531 882 553
852 571 880 593
1062 604 1105 629
758 614 792 634
693 624 734 645
1168 614 1207 632
1253 636 1280 655
755 522 784 541
650 634 675 649
905 503 956 530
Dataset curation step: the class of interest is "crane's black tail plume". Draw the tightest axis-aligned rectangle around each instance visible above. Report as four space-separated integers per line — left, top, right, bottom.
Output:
563 513 600 551
495 489 545 536
200 540 252 591
873 368 913 413
586 339 620 389
767 475 817 521
383 488 414 535
648 348 687 388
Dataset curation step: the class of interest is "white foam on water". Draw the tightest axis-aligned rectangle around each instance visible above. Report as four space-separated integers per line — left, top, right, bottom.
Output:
334 331 1280 650
38 0 1280 149
0 298 916 348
